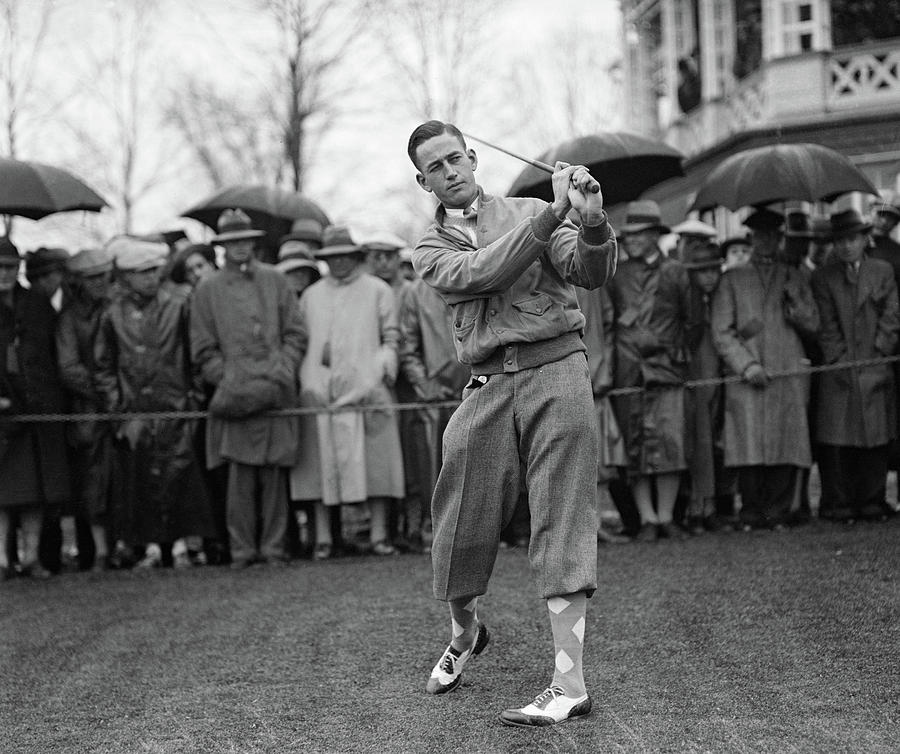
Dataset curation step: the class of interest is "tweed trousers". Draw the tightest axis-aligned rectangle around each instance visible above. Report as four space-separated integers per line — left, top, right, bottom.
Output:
431 352 599 601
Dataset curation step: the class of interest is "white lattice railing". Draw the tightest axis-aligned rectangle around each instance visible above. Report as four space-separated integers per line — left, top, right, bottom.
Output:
828 41 900 106
723 71 767 132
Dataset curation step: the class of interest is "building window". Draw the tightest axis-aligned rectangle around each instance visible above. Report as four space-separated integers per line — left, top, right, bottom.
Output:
734 0 763 79
779 1 818 54
831 0 900 47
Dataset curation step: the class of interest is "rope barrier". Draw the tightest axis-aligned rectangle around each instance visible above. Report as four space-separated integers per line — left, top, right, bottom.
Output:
5 354 900 424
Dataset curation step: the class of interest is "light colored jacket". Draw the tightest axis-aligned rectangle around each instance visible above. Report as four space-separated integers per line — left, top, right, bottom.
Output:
412 190 617 367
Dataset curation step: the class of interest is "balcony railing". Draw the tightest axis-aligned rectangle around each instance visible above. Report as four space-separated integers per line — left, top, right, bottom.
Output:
662 39 900 159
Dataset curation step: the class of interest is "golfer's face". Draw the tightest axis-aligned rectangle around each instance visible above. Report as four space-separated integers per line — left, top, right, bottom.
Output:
416 133 478 209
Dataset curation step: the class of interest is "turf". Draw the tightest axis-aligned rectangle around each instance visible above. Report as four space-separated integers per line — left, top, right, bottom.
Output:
2 519 899 753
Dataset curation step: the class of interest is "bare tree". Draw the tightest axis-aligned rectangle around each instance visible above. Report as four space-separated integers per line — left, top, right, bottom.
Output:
63 0 179 233
260 0 372 192
503 26 623 148
164 77 286 188
165 0 371 196
0 0 57 233
366 0 505 123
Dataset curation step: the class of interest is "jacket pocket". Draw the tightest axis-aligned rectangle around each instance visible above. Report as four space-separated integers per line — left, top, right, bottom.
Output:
512 292 554 316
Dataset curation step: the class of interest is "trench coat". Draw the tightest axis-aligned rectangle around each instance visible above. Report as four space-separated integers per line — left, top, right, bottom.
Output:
576 285 627 480
289 269 405 505
711 260 819 467
56 289 113 520
608 253 690 474
0 285 71 508
94 286 213 544
811 257 899 447
685 286 724 500
190 262 305 469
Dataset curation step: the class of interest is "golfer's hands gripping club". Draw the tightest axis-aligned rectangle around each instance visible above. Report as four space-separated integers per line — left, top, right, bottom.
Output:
550 162 604 226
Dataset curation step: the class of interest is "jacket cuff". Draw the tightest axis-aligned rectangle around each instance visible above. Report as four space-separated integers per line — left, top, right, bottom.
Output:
581 212 611 245
531 206 563 242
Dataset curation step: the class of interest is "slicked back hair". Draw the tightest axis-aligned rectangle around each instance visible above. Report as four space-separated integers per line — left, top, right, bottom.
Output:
407 121 468 169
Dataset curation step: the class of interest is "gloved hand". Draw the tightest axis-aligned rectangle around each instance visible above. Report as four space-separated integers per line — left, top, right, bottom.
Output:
743 363 769 388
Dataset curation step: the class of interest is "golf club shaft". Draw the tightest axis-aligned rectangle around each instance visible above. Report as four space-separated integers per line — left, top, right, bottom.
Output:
462 132 600 194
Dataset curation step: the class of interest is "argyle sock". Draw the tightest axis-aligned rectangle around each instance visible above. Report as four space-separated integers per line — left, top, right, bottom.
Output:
448 596 479 653
547 591 587 698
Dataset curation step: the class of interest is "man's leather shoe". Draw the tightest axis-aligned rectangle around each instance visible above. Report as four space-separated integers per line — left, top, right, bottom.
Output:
499 685 592 727
425 622 489 694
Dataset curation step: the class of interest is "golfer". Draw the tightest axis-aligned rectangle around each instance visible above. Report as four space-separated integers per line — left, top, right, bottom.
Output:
408 121 617 726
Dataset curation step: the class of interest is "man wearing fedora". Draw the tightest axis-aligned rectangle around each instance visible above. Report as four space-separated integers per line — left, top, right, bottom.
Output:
711 208 819 530
289 225 404 559
191 209 306 568
609 199 691 542
408 120 616 727
811 209 899 522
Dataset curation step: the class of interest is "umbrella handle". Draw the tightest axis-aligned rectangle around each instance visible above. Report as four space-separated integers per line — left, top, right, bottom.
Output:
463 132 600 194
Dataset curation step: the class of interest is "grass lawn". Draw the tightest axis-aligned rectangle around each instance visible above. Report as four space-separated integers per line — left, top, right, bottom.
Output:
2 518 899 753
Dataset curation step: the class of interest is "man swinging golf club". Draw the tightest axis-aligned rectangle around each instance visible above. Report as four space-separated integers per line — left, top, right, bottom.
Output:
408 120 617 726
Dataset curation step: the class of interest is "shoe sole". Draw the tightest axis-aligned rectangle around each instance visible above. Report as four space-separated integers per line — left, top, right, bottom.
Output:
498 697 592 727
426 622 490 695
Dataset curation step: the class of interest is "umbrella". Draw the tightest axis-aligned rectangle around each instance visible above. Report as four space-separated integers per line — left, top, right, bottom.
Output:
0 157 107 219
507 131 685 206
690 143 879 212
181 184 331 264
182 184 330 230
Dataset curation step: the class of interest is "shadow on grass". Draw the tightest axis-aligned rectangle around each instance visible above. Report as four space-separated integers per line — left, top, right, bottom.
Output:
2 519 899 753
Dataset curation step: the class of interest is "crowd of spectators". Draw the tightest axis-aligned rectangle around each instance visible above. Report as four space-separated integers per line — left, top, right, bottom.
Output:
1 194 899 579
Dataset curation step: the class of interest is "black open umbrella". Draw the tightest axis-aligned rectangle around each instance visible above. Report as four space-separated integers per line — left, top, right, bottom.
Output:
690 143 879 212
181 184 330 264
0 157 107 219
507 132 685 205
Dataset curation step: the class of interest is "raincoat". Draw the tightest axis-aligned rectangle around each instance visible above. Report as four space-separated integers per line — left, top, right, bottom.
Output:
289 268 404 505
94 286 213 544
56 287 113 522
0 285 70 508
190 261 305 468
811 256 899 447
711 260 819 467
608 253 691 474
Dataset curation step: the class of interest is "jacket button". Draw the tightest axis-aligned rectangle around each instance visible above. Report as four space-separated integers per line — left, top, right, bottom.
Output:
505 359 513 365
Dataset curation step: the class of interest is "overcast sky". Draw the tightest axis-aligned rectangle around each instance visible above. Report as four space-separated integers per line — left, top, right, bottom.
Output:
7 0 622 250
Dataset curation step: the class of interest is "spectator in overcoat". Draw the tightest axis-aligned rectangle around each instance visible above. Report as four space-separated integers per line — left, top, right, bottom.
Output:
1 242 70 578
399 274 471 551
0 246 72 578
811 209 899 522
290 226 404 559
711 209 819 530
683 240 735 532
363 231 422 552
868 197 900 285
575 284 632 541
95 239 214 568
56 247 116 569
609 200 691 541
191 210 305 568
